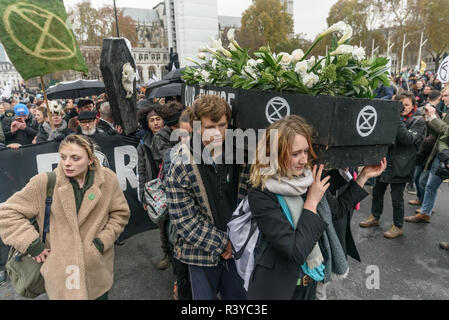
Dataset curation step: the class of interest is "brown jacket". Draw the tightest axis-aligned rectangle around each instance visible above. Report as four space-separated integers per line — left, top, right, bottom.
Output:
0 165 130 300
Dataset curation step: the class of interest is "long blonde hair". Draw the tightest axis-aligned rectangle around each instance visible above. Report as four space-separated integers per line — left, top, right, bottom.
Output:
249 115 317 189
58 134 101 170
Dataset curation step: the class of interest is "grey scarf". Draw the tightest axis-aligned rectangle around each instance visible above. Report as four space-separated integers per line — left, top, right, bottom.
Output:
265 171 349 283
42 121 67 141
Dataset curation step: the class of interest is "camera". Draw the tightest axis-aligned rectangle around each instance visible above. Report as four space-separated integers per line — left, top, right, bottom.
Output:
435 160 449 180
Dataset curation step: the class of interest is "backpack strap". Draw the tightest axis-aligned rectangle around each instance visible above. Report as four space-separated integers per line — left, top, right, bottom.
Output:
42 171 56 244
276 194 294 228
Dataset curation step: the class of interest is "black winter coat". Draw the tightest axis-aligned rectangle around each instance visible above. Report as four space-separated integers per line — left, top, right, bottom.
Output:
4 116 37 145
327 179 368 262
247 187 328 300
380 113 426 184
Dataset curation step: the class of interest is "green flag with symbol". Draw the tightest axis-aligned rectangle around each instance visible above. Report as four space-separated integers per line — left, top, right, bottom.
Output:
0 0 88 80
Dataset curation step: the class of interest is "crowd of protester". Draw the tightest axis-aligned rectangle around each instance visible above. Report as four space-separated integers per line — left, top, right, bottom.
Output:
0 70 448 300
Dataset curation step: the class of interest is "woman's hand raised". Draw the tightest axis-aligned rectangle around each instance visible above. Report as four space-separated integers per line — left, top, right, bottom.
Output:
304 164 330 214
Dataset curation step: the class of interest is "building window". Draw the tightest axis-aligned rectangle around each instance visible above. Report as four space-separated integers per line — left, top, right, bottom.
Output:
138 66 143 80
149 66 156 79
161 66 168 78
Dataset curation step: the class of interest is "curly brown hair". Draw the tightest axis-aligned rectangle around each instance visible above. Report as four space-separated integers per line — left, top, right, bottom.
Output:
190 94 232 126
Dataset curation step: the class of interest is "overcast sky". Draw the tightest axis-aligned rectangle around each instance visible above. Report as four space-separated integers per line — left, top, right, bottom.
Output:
63 0 338 40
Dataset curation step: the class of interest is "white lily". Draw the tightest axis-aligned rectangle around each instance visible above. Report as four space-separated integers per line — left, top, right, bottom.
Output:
227 28 235 43
201 70 211 83
227 68 235 78
278 52 292 65
295 61 308 75
198 46 208 53
303 72 319 88
197 52 206 60
307 56 316 69
212 59 218 70
291 49 304 63
338 23 353 45
229 42 237 52
320 21 347 38
247 59 258 67
330 44 355 56
352 46 366 61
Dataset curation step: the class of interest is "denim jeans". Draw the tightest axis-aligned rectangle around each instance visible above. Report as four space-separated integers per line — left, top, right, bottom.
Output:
413 165 429 202
420 157 443 216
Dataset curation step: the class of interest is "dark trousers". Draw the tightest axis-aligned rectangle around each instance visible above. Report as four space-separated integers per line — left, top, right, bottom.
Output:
157 214 172 255
291 282 318 300
0 237 9 272
371 178 406 228
172 257 192 300
188 259 247 300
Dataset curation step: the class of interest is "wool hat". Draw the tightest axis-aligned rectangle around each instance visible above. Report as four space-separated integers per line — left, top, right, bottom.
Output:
14 103 29 116
78 111 97 121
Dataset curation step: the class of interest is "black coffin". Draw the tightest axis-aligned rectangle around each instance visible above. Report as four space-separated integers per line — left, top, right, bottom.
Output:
182 84 400 168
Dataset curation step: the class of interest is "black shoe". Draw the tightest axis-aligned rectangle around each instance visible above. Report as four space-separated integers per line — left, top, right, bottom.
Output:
115 240 125 246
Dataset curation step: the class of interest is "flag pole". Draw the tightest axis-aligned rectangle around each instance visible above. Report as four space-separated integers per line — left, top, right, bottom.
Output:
40 76 54 129
113 0 120 37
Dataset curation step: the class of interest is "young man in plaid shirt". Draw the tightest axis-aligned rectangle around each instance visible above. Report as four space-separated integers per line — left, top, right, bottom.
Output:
166 95 250 300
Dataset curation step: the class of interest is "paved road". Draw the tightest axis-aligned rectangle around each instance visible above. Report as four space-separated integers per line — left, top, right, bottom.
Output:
1 183 449 300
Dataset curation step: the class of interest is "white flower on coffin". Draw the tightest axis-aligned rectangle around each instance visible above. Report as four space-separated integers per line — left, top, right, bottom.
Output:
330 44 355 56
201 70 211 83
295 61 308 75
307 56 316 69
244 66 258 79
303 72 319 88
278 52 292 65
197 52 206 60
227 68 235 77
212 59 218 70
352 46 366 62
198 46 208 53
291 49 304 63
227 28 235 43
320 21 347 37
338 24 353 45
247 59 258 67
229 42 237 52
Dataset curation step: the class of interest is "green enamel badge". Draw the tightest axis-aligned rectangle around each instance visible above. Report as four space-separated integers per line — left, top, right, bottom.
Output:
88 193 95 200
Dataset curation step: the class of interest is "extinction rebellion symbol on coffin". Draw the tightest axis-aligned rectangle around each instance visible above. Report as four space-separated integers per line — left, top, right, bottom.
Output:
357 105 378 137
266 97 291 124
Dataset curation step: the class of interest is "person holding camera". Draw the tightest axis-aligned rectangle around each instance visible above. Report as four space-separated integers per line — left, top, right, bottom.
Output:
405 86 449 224
360 92 426 238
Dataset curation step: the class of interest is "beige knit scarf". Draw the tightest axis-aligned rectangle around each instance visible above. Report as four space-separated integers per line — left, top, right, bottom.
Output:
265 169 324 269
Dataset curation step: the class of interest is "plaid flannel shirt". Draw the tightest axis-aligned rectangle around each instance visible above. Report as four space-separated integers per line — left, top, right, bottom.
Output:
166 143 250 267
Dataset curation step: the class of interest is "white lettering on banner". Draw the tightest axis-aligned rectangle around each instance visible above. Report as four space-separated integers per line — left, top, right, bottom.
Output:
114 146 138 191
197 88 236 110
184 85 196 107
36 153 60 173
35 146 139 192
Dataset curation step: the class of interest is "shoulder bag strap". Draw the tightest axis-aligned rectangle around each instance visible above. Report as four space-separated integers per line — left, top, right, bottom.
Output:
43 171 56 244
276 194 295 228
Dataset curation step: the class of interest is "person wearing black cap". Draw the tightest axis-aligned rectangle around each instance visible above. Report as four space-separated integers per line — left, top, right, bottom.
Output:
76 110 104 137
68 99 95 132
